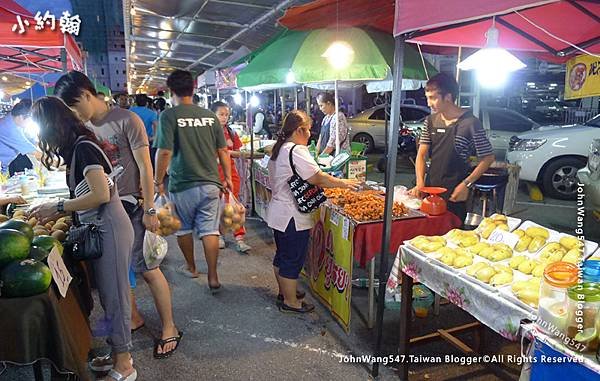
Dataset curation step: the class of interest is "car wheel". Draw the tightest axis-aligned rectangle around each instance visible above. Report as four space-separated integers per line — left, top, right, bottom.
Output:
353 133 375 154
541 157 586 200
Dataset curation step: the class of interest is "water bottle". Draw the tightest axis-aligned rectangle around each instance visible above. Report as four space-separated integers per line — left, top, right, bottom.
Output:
308 140 317 160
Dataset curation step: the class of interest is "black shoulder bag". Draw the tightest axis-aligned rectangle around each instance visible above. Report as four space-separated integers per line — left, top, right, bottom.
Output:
64 140 109 261
287 144 327 213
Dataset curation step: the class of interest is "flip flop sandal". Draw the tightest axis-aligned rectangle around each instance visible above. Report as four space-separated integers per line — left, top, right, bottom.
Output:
153 331 184 359
104 368 137 381
275 291 306 306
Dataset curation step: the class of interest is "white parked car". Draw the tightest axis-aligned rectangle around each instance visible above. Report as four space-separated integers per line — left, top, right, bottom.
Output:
350 105 539 159
507 114 600 200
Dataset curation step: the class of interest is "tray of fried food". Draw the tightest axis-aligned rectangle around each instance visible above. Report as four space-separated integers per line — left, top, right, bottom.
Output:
323 188 383 208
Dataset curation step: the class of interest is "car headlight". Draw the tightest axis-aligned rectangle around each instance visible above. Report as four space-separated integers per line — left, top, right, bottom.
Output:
508 138 547 152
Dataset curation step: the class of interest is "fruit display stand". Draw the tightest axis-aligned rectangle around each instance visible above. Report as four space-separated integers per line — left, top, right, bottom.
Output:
388 217 599 379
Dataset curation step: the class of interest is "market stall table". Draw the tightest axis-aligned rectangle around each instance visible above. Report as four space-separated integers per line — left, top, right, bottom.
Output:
306 203 461 330
0 286 92 380
391 245 536 380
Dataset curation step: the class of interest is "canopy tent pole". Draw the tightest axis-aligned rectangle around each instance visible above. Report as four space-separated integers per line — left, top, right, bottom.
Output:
294 88 299 110
61 48 67 73
455 46 462 106
216 88 220 101
248 97 256 216
305 86 311 116
280 89 286 123
372 35 406 378
274 90 277 125
334 80 340 155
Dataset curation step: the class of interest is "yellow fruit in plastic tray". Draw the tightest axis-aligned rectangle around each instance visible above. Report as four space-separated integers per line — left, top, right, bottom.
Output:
493 264 513 275
515 235 532 252
458 234 480 248
466 262 489 277
494 243 512 253
455 248 473 258
478 218 494 230
422 241 445 253
469 242 490 255
440 251 457 265
510 256 527 269
525 226 550 239
528 236 547 253
492 214 508 223
559 236 581 250
411 236 429 247
489 250 511 262
515 288 540 308
513 229 525 238
518 259 539 275
475 266 496 283
538 243 563 259
453 256 473 268
437 247 456 256
481 224 496 239
490 272 513 286
532 263 547 278
478 246 495 259
562 249 582 264
511 280 530 293
428 236 446 243
446 229 464 242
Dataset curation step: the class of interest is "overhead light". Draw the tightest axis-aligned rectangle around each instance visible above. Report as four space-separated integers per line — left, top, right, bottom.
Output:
457 22 526 88
24 119 40 140
549 83 558 87
250 95 260 108
233 92 243 106
25 81 31 86
286 70 295 84
1 76 7 82
526 82 535 87
322 41 355 70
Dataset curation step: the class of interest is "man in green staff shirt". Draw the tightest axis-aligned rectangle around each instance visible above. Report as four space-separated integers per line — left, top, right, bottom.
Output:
154 69 233 291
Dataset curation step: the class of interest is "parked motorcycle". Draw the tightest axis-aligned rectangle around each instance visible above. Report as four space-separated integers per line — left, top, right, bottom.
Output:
376 124 420 172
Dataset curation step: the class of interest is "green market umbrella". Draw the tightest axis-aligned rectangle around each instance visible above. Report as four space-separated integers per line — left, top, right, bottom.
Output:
236 27 437 90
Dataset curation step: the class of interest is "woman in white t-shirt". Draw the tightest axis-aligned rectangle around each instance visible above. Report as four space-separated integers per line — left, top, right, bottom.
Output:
266 110 358 314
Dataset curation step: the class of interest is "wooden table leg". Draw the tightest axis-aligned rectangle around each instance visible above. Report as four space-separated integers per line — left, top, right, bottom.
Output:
398 271 413 381
367 257 376 329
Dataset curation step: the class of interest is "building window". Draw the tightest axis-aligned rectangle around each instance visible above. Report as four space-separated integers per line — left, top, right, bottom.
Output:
115 57 117 61
116 70 119 75
121 44 125 48
101 68 104 75
117 83 120 87
103 82 106 86
100 56 103 62
123 70 126 74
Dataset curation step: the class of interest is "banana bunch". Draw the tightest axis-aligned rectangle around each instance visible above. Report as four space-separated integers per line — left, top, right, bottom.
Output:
477 242 513 262
466 262 513 285
514 226 550 253
437 247 474 268
411 235 447 253
509 255 542 275
446 229 480 248
478 214 510 239
512 278 541 308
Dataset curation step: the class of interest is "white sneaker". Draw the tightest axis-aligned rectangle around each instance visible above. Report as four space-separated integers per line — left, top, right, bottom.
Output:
90 354 134 372
219 237 225 249
236 240 251 253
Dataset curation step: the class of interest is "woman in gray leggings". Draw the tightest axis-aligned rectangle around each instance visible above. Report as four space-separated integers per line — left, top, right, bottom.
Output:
30 97 137 381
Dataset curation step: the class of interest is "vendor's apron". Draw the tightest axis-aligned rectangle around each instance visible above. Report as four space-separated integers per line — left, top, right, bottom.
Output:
318 115 332 152
426 114 471 223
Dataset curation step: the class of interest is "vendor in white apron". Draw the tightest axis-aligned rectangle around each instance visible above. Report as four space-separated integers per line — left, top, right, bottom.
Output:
410 74 495 223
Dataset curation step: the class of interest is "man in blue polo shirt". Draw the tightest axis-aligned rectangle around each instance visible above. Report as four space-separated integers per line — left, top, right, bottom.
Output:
0 99 41 175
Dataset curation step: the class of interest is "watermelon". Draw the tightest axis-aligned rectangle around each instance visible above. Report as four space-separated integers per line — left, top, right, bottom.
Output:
32 235 63 256
0 220 34 241
29 246 49 261
0 259 52 297
0 229 31 268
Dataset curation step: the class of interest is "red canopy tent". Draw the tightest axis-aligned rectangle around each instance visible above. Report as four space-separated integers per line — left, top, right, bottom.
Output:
0 0 83 73
280 0 600 62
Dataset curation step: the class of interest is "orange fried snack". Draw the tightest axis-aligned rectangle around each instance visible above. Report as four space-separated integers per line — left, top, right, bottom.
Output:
325 188 408 222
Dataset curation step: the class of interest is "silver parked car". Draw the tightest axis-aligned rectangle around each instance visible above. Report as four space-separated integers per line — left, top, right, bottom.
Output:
350 105 540 160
